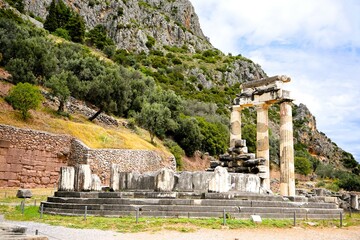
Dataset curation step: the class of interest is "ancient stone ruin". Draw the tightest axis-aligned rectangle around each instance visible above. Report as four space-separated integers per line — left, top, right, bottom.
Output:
227 75 295 196
40 76 349 219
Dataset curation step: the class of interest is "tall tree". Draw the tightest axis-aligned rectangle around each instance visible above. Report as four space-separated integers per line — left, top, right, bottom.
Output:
66 12 85 43
45 71 73 113
44 0 59 32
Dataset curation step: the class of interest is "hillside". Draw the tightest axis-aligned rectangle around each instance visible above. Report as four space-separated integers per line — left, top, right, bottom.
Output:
0 0 359 191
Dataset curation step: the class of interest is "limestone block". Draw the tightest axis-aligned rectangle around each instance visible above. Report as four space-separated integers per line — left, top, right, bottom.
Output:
231 173 261 193
234 139 246 148
110 164 120 191
119 172 127 190
351 194 359 210
192 171 213 192
91 174 102 191
126 172 141 190
16 189 32 198
58 166 75 191
175 171 193 192
155 168 175 192
208 166 230 193
139 172 156 190
74 164 92 191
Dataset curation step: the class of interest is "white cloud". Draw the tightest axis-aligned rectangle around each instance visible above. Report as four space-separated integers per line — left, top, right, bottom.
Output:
191 0 360 160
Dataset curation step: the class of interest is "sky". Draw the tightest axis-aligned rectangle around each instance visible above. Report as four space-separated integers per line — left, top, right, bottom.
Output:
191 0 360 161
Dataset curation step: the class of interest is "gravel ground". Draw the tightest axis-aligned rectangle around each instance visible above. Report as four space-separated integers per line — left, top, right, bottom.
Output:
1 215 360 240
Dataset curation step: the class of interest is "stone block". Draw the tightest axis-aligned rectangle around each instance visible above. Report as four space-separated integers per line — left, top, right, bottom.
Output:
208 166 230 193
251 215 262 223
127 172 141 190
74 164 92 191
192 171 213 192
16 189 32 198
110 164 120 191
0 140 11 148
119 172 127 190
351 194 359 210
175 171 193 192
231 173 261 193
41 177 51 185
58 166 75 191
155 168 175 192
139 172 156 190
234 139 246 148
91 174 102 191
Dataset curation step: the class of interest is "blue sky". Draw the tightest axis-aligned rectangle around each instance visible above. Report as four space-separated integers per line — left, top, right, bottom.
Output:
191 0 360 161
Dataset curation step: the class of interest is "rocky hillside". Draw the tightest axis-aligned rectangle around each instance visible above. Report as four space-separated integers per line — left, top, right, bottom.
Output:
1 0 357 171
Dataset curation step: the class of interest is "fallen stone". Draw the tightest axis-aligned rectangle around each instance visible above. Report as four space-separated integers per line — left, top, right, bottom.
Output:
251 215 262 223
16 189 32 198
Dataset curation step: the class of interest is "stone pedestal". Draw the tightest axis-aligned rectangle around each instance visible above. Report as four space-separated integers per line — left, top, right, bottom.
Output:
74 164 92 191
351 194 359 210
279 101 295 196
208 166 230 193
256 104 270 189
230 106 242 148
58 166 75 191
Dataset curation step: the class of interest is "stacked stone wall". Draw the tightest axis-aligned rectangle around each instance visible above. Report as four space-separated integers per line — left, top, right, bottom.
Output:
0 124 72 188
0 124 175 188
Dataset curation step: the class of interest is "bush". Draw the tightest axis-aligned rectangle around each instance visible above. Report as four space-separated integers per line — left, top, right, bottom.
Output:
53 28 71 40
164 139 184 170
5 83 43 120
294 157 312 175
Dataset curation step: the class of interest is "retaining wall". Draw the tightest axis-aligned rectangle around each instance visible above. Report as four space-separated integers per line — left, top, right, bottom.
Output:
0 124 174 188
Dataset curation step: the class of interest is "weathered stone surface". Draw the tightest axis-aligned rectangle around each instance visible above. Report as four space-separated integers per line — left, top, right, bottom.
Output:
110 164 120 191
91 174 102 191
155 168 174 192
192 171 213 192
231 173 261 193
351 194 359 210
16 189 32 198
74 164 92 191
208 166 230 193
174 171 193 192
58 166 75 191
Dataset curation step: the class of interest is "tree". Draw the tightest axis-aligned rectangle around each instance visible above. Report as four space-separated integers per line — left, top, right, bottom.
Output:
45 71 73 113
175 116 203 156
65 12 85 43
44 0 58 32
5 83 43 120
136 103 177 143
86 25 114 50
294 157 312 176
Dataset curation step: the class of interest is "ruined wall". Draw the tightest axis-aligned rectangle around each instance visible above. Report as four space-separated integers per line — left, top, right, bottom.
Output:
0 124 175 188
70 139 175 185
0 124 72 188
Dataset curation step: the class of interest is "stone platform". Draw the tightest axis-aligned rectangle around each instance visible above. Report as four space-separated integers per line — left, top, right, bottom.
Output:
41 191 343 219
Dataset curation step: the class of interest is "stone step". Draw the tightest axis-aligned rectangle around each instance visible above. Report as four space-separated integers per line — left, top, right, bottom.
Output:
46 197 338 209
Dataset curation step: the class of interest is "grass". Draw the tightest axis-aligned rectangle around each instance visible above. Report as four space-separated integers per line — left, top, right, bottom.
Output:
0 88 172 158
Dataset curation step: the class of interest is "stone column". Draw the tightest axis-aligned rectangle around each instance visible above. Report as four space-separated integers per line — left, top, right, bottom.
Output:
256 103 270 189
280 101 295 196
230 106 242 148
110 164 120 191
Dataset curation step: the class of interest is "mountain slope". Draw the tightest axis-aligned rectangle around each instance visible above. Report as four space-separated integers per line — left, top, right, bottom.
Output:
1 0 358 174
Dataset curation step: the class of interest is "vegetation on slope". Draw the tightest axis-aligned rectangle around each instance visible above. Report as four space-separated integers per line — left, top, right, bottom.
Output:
0 3 359 190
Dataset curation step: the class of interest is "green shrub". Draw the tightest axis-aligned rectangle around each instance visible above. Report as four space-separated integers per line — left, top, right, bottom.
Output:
294 157 312 175
164 139 185 170
5 83 43 120
53 28 71 40
146 35 155 49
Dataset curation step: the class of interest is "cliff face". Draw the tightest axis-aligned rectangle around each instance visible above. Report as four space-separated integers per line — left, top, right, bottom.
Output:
24 0 210 52
16 0 355 166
